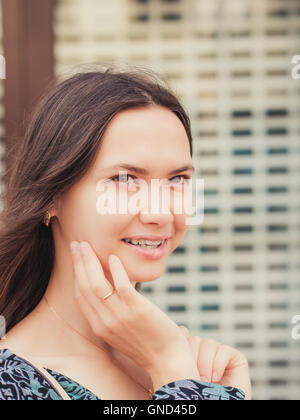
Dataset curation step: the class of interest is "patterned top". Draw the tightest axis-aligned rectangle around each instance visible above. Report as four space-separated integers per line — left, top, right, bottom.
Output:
0 348 245 400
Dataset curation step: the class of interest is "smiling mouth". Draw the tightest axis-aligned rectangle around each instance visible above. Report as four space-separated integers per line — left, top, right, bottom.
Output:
121 239 166 249
120 238 169 260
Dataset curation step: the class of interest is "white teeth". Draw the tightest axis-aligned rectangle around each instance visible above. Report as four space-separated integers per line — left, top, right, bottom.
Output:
123 238 165 248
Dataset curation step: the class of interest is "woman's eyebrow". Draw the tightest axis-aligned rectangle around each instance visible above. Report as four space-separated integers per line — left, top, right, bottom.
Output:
101 163 195 176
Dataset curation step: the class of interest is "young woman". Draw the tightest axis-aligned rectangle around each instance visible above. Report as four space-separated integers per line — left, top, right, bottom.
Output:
0 67 251 400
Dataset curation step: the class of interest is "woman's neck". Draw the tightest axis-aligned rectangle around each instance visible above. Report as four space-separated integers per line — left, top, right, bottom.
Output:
39 259 114 356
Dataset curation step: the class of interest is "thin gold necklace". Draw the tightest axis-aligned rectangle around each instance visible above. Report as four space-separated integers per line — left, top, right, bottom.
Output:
43 295 153 399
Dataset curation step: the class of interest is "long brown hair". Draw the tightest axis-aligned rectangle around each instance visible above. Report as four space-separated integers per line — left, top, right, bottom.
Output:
0 65 193 334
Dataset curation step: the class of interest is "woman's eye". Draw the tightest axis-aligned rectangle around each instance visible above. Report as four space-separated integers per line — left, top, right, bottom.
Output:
110 174 191 184
170 175 191 184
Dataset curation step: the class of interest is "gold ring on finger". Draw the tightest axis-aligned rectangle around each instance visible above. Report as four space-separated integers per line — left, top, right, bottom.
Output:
102 289 116 300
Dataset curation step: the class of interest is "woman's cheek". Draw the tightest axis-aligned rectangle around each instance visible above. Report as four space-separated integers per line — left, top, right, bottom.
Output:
167 215 187 254
172 183 194 218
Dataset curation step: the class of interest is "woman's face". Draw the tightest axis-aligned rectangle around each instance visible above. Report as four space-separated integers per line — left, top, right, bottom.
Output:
53 105 194 286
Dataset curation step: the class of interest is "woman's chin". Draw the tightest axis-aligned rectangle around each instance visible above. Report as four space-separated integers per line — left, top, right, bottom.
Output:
126 266 166 284
101 259 166 286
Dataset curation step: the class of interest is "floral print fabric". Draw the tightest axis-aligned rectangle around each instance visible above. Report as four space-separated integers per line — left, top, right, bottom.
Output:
0 348 245 400
152 378 245 400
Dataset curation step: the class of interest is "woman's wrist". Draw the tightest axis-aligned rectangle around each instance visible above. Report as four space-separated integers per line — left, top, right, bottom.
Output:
147 356 201 393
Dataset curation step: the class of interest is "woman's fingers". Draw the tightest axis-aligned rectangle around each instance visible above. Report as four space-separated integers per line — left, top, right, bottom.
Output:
211 344 232 383
70 240 137 332
178 325 191 340
108 254 137 303
185 334 244 385
187 335 202 363
70 241 111 323
80 242 133 324
198 339 221 382
79 242 110 294
190 338 221 383
79 242 121 311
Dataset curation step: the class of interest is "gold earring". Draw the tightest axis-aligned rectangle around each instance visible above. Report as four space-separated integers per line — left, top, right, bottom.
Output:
43 211 51 227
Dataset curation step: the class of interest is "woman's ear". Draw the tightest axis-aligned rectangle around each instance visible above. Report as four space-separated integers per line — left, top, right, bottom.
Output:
51 193 63 218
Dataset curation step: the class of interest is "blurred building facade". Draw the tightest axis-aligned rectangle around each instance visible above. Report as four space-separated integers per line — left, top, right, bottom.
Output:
1 0 300 400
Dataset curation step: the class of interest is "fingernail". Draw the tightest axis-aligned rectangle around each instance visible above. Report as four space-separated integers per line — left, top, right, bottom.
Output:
109 254 117 264
80 242 89 254
200 376 208 383
212 371 218 382
70 241 78 254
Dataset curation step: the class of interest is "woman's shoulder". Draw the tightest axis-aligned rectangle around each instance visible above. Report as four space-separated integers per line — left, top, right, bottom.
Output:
0 348 62 400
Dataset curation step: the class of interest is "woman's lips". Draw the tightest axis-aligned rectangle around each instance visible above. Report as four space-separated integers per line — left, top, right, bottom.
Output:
121 239 168 259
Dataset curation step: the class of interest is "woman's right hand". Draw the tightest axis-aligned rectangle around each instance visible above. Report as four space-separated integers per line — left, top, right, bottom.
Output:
179 326 251 400
69 241 200 389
